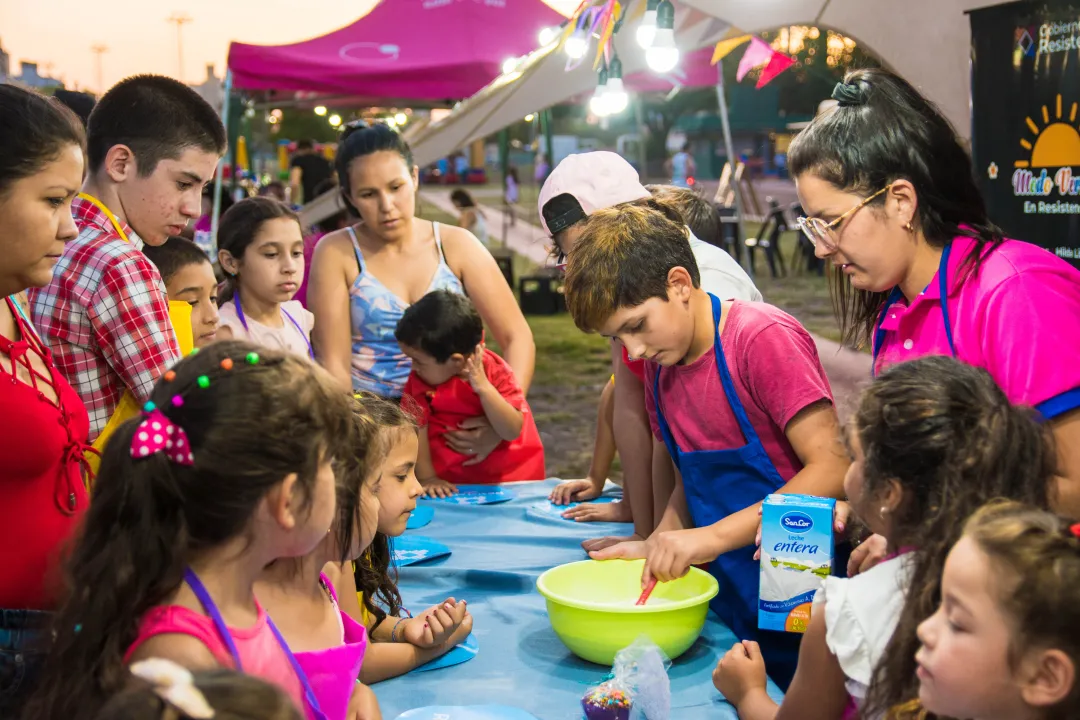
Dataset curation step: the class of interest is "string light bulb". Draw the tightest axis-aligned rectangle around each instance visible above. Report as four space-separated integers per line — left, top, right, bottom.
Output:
589 66 610 117
604 55 629 115
645 0 679 73
636 0 660 48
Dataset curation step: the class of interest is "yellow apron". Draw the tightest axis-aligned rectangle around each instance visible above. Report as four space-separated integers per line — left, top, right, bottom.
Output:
79 193 194 476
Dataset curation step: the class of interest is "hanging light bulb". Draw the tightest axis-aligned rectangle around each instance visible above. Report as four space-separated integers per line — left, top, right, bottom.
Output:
538 25 558 46
604 56 629 115
565 12 590 60
314 105 327 116
645 0 679 73
636 0 660 48
394 112 408 125
589 66 610 117
502 57 520 75
328 114 342 127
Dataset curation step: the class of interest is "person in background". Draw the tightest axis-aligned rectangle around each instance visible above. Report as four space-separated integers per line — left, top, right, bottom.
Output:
308 121 534 465
296 178 351 309
534 153 549 184
648 184 730 253
289 140 333 207
260 181 288 204
143 237 221 350
449 189 490 249
184 185 234 256
910 502 1080 720
0 83 91 720
53 89 96 128
504 166 520 226
95 660 304 720
29 74 225 452
542 153 760 539
790 67 1080 559
565 203 849 689
666 142 695 188
216 198 314 359
396 290 545 496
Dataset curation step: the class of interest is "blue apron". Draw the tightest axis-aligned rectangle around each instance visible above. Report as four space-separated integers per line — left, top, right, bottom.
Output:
184 568 326 720
872 243 957 375
653 293 801 689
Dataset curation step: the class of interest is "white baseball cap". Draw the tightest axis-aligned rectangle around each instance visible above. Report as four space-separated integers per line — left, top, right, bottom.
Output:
537 151 650 236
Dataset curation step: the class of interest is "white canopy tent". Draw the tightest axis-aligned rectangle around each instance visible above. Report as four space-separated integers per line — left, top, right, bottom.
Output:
408 0 1009 168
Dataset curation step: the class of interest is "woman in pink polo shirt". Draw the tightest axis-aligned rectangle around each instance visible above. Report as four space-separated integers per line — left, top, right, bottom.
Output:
789 68 1080 520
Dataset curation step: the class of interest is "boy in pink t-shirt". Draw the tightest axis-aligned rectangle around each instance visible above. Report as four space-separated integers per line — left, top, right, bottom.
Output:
561 202 848 690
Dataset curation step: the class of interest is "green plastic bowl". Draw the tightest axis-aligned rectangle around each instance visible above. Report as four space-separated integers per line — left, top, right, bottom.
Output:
536 559 719 665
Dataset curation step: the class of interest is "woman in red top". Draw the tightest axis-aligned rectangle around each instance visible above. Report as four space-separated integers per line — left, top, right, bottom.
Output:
0 84 91 716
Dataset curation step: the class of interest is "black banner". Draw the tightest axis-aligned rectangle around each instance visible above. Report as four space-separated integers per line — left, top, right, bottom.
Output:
969 1 1080 267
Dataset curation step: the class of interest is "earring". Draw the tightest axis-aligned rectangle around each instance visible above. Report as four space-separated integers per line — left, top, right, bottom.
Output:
880 506 889 517
904 221 914 232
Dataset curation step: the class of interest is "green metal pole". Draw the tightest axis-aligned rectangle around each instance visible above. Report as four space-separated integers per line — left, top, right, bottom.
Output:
542 108 555 181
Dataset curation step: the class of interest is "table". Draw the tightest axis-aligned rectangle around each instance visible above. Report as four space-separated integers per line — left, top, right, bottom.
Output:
377 480 785 719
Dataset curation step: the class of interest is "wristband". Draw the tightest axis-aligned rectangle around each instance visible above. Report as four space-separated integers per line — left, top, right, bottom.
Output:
390 617 408 643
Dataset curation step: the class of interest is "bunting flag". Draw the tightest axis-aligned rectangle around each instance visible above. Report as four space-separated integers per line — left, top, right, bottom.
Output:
735 37 774 82
756 51 796 88
711 34 751 64
593 0 623 69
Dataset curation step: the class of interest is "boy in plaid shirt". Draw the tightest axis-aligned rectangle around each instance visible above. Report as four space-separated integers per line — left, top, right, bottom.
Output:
30 75 226 441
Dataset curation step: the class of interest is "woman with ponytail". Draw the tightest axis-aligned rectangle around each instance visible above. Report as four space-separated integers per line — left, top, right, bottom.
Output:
789 67 1080 518
25 341 353 720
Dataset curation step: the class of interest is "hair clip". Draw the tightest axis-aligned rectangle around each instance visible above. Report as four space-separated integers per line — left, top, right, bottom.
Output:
831 81 867 107
246 352 260 365
131 409 194 466
220 358 234 370
130 658 214 719
171 395 184 408
188 348 199 356
164 371 176 382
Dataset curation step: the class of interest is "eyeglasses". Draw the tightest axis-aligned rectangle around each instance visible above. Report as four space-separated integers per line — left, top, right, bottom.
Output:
796 184 892 252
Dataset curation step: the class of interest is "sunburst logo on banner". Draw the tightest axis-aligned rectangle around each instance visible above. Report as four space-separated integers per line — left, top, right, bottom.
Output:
1016 94 1080 169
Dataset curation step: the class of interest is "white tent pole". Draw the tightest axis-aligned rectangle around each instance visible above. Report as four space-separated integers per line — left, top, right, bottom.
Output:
210 69 234 255
715 62 751 276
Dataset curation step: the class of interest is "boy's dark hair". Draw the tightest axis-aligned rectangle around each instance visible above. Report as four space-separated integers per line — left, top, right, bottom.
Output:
296 139 314 151
450 188 478 208
351 395 418 629
0 84 85 198
53 89 96 128
646 184 721 248
142 236 212 286
395 289 483 364
564 200 699 333
27 341 353 720
789 68 1003 350
335 121 414 215
217 197 301 302
86 74 227 176
857 356 1056 719
95 668 303 720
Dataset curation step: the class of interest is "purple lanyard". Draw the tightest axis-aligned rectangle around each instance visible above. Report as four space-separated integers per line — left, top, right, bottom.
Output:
183 568 325 719
233 294 314 359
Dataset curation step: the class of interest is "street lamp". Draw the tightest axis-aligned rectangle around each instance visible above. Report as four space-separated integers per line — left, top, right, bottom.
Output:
645 0 679 73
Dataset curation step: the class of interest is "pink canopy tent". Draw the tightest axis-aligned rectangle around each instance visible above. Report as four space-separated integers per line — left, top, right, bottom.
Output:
227 0 567 100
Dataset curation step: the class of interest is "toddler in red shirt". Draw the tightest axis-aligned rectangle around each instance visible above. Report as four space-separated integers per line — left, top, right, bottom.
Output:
396 290 545 497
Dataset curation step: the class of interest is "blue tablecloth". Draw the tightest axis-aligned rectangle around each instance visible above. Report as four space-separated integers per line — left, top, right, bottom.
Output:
377 479 784 719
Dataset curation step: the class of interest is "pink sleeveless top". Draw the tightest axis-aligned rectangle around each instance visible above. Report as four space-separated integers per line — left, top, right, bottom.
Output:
125 602 306 714
293 574 369 720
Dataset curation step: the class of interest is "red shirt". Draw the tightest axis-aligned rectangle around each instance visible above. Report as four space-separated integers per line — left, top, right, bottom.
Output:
621 345 647 382
0 299 91 609
403 349 545 484
645 301 833 481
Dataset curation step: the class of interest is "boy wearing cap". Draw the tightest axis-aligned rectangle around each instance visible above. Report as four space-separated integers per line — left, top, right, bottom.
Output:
563 201 847 689
542 152 760 542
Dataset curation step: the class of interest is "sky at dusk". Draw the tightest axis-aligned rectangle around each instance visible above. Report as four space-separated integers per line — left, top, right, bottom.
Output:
0 0 577 93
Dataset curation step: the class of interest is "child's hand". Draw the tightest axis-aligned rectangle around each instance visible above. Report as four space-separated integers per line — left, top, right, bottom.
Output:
347 682 382 720
463 344 491 393
848 532 889 577
402 598 468 649
713 640 768 707
420 477 458 498
562 500 632 524
641 526 721 585
550 478 603 505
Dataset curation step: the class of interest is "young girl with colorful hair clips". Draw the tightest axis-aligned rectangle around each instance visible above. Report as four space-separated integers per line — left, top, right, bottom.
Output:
349 396 473 683
95 658 303 720
257 397 384 720
26 340 354 720
712 356 1056 720
216 197 315 359
910 501 1080 720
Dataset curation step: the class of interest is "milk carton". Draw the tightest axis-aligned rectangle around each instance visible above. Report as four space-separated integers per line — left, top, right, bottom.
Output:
758 493 835 633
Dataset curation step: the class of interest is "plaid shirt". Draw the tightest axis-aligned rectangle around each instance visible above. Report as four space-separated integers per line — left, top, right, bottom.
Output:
29 196 180 441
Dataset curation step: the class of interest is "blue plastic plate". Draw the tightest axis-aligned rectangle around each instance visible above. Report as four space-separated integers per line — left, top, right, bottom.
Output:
421 485 516 506
412 632 479 673
395 706 538 720
406 505 435 529
391 535 452 567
